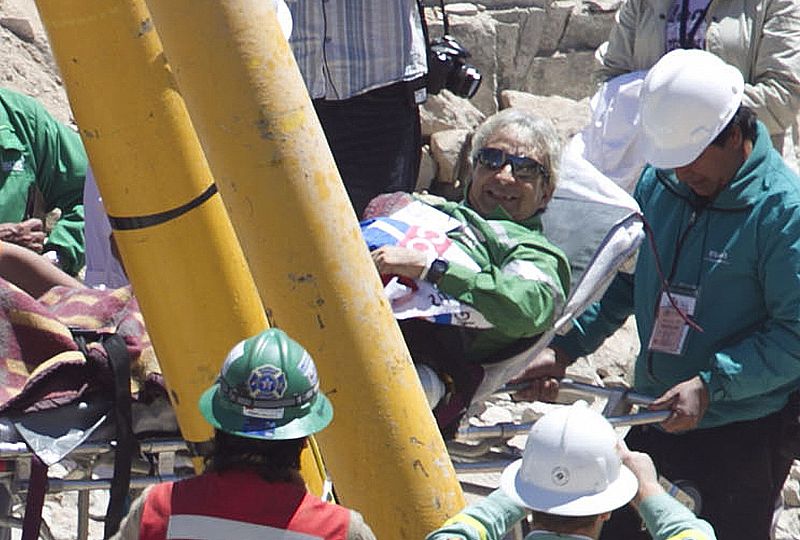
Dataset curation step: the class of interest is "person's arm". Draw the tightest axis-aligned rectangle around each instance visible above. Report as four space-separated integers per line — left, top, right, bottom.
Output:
372 238 570 339
622 447 717 540
593 0 643 82
551 270 635 359
436 241 570 339
509 272 635 402
740 0 800 136
108 486 150 540
637 493 716 540
346 510 377 540
426 489 527 540
0 240 85 297
30 102 88 276
697 203 800 404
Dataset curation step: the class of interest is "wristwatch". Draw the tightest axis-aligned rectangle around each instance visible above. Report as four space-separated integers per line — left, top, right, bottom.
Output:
423 258 449 286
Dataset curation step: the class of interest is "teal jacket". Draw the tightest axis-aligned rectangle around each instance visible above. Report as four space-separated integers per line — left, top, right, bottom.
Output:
427 197 570 362
426 489 715 540
0 88 87 275
555 121 800 428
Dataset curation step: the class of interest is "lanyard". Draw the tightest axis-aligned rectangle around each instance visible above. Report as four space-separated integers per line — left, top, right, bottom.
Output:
679 0 713 49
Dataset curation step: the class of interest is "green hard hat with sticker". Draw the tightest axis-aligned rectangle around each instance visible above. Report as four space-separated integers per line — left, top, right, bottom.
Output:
199 328 333 440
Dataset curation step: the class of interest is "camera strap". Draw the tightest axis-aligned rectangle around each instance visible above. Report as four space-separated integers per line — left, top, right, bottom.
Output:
416 0 451 42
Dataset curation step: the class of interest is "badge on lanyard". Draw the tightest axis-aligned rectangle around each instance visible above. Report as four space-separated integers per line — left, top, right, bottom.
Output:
647 286 698 355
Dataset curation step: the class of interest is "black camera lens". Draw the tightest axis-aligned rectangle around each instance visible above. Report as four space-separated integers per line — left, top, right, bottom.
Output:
425 36 482 99
449 64 482 99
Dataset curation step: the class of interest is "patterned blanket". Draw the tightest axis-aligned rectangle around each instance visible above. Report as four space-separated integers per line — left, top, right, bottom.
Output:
0 279 162 414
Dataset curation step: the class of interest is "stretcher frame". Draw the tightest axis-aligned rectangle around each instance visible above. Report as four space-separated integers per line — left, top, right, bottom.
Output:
0 173 646 540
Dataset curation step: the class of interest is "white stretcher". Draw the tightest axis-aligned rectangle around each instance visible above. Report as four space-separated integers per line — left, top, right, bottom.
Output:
0 141 647 540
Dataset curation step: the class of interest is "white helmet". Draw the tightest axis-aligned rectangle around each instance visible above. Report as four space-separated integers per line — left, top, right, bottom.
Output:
639 49 744 169
499 401 637 516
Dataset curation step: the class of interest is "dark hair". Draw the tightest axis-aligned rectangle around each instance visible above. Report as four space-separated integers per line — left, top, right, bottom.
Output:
205 429 306 482
530 511 601 532
711 106 757 146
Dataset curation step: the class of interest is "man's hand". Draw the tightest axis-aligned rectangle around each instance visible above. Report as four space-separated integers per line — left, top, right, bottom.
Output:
649 375 709 433
0 219 46 253
618 441 662 507
371 245 428 280
508 347 572 402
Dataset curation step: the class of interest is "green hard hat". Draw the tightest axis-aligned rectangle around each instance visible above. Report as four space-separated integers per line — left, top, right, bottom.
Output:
199 328 333 440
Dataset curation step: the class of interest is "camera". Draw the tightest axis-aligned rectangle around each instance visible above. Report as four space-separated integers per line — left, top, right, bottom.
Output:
426 35 482 99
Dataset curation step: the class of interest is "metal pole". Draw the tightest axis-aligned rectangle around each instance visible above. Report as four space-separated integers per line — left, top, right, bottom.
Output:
32 0 264 471
144 2 465 537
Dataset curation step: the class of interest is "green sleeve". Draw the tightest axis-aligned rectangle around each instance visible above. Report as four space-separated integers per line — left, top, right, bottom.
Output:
426 489 527 540
639 493 717 540
346 510 377 540
437 243 570 338
108 486 150 540
699 198 800 402
31 101 87 275
552 271 635 360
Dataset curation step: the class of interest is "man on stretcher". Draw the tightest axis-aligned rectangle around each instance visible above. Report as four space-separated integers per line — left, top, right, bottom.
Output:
363 109 570 434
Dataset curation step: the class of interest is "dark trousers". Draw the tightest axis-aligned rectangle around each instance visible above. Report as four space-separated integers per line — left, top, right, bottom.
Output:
313 81 421 219
599 401 799 540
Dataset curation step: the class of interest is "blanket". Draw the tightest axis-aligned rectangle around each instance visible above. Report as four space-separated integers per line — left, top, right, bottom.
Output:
0 279 162 414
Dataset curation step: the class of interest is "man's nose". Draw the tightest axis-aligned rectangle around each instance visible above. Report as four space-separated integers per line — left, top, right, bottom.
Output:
494 163 515 183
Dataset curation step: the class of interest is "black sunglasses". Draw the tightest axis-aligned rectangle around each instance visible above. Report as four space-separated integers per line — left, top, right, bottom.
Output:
474 147 549 183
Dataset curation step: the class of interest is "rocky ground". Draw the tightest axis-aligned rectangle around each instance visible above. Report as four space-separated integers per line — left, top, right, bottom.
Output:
1 0 799 538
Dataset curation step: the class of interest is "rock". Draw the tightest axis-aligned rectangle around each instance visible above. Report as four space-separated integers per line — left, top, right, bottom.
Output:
0 3 71 123
521 51 599 100
445 2 481 16
500 90 590 141
416 145 438 192
585 0 624 12
783 466 800 506
560 10 617 51
477 403 514 424
427 11 499 114
1 17 34 43
421 90 485 137
430 128 471 184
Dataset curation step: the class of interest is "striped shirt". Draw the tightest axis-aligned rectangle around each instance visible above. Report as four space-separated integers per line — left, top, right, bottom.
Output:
286 0 428 100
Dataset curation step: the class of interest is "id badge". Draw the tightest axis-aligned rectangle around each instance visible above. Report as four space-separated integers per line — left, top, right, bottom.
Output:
647 286 698 355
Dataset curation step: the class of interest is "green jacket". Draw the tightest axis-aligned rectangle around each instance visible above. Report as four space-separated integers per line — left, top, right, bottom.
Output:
426 489 715 540
555 121 800 428
427 198 570 362
0 88 87 275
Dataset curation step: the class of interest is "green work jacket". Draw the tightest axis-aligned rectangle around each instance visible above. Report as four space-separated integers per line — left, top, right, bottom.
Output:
427 197 570 362
426 489 715 540
0 88 87 275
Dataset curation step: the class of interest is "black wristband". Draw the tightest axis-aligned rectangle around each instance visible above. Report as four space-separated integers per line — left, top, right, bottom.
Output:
424 258 449 285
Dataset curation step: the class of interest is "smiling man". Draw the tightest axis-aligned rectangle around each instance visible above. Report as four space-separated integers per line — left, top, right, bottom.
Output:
369 109 570 432
513 49 800 540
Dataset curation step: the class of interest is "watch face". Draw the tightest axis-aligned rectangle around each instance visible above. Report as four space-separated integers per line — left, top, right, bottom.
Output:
427 259 449 284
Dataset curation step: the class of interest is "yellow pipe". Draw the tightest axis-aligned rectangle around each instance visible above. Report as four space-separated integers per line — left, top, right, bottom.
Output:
32 0 312 478
145 1 465 537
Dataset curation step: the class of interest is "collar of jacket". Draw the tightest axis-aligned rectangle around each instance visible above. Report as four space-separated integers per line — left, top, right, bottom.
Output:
653 121 775 211
460 197 545 230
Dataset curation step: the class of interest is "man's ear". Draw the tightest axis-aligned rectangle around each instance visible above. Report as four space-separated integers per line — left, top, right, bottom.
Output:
540 182 556 207
728 124 744 149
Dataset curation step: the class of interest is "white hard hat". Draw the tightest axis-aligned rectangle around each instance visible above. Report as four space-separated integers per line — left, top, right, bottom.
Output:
499 401 638 516
272 0 293 40
639 49 744 169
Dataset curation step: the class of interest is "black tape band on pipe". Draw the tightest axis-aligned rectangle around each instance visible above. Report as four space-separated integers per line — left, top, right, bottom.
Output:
107 183 218 231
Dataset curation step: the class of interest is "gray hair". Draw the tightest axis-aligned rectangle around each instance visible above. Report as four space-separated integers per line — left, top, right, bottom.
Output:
469 108 562 186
